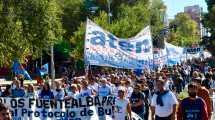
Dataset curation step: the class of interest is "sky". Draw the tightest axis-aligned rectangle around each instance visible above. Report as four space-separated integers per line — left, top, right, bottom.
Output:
162 0 208 19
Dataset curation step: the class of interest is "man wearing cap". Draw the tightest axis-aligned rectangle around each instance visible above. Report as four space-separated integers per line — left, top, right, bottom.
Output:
151 78 178 120
192 77 212 119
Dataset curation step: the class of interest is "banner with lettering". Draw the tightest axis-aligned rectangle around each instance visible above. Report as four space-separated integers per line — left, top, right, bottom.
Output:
85 19 153 69
0 97 143 120
165 42 184 66
153 48 168 68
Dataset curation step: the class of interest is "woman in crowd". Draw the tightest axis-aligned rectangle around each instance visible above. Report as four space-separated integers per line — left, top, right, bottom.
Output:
25 84 35 98
113 86 132 120
53 81 65 100
79 80 96 97
11 80 25 97
64 84 79 100
38 83 54 99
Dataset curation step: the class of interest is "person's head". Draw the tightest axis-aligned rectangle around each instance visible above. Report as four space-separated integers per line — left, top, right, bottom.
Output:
192 77 202 87
27 84 34 93
133 84 141 94
156 77 165 91
125 78 131 86
100 78 107 87
71 84 78 93
205 72 213 80
188 83 198 98
0 103 11 120
42 83 51 92
192 71 199 78
118 87 126 99
13 80 20 89
81 80 88 89
55 81 61 89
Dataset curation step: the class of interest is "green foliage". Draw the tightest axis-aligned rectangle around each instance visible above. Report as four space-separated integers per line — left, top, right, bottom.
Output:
203 0 215 54
167 13 200 46
55 39 72 58
0 0 167 66
60 0 86 40
0 0 64 66
70 0 166 60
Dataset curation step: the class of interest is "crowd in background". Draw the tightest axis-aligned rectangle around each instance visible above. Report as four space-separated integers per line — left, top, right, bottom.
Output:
0 58 215 120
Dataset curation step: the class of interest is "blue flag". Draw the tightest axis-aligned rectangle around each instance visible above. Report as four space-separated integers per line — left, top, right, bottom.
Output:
40 63 49 76
12 60 32 80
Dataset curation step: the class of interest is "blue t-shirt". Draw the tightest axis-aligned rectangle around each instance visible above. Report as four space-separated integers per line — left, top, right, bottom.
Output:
12 88 25 97
39 90 54 99
181 97 205 120
98 85 111 97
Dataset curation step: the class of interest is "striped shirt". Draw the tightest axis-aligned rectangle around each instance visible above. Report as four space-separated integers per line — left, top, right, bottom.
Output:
197 87 212 118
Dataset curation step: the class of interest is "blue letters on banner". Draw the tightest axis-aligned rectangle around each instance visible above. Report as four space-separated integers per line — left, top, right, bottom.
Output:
84 19 153 69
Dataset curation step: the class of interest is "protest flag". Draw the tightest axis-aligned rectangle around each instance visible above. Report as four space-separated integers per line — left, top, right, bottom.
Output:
33 62 42 85
40 63 49 76
12 60 32 80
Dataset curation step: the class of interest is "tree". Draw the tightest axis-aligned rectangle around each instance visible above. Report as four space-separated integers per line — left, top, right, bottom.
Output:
0 0 64 66
70 0 166 61
59 0 87 40
167 13 200 46
203 0 215 53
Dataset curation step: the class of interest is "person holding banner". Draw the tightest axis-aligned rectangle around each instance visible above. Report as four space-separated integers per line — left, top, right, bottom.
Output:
113 86 132 120
38 83 54 99
98 78 112 97
64 84 79 99
53 81 65 100
11 80 25 98
25 84 35 98
79 80 96 97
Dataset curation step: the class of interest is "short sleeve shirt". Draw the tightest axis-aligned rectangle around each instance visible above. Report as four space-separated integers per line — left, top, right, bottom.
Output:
151 91 178 117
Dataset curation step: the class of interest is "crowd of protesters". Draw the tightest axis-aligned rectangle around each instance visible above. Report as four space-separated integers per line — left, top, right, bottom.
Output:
0 58 215 120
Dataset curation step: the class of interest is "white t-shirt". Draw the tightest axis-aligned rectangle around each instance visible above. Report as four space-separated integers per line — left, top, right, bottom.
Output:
151 91 178 117
114 98 129 120
126 86 133 98
67 91 79 99
113 86 119 97
89 83 99 92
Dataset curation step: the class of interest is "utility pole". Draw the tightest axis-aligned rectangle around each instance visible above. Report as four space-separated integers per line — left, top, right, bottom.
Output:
50 45 55 88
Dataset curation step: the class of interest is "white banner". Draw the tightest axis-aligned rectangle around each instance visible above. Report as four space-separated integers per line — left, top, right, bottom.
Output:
153 48 168 68
165 42 184 66
85 19 153 69
0 97 143 120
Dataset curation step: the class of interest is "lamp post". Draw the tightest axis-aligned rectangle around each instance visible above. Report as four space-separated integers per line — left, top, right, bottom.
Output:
50 44 55 88
107 0 112 24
